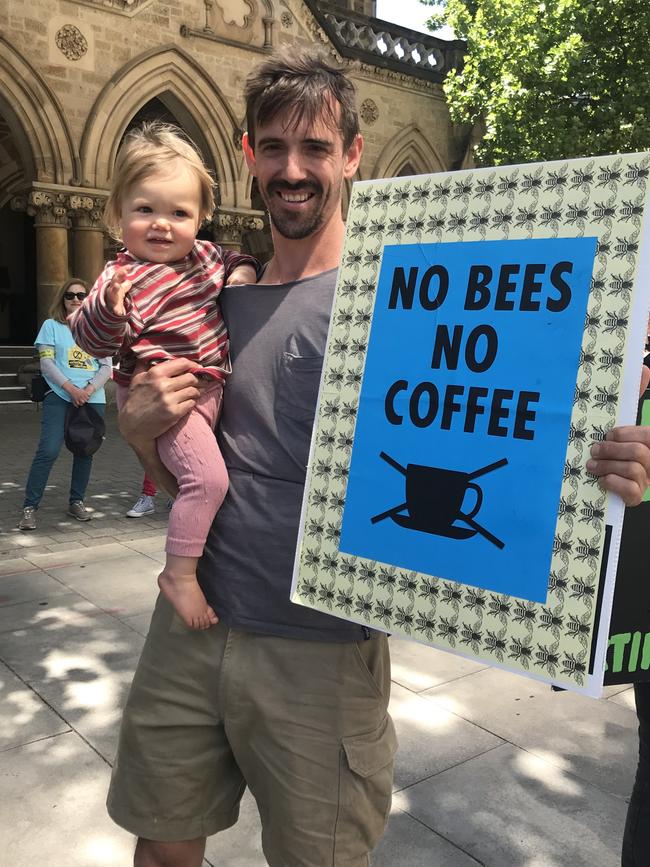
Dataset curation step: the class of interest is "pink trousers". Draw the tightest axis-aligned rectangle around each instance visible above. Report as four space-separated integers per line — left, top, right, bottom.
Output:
117 382 228 557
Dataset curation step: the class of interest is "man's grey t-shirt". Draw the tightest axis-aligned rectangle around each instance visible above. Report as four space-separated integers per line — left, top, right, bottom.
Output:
198 269 369 641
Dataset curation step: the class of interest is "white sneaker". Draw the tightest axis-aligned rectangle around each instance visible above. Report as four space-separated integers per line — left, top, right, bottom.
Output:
126 495 156 518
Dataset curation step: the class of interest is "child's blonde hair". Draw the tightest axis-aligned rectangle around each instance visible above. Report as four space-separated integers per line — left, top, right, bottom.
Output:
104 122 216 240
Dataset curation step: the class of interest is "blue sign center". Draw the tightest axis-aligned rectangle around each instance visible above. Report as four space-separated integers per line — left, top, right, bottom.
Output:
339 237 597 602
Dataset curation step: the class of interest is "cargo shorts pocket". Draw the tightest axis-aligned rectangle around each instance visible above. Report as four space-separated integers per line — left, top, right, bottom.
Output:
336 715 398 858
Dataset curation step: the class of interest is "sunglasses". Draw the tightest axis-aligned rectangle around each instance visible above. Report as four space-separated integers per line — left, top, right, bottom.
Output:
64 292 87 301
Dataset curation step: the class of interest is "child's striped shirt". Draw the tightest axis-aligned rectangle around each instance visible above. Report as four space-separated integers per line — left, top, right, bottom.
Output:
70 240 258 386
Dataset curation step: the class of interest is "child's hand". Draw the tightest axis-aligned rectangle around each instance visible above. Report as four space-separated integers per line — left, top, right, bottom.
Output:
225 264 257 286
106 266 132 315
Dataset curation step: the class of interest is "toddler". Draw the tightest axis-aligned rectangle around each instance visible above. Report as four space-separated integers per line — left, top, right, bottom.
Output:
71 122 258 629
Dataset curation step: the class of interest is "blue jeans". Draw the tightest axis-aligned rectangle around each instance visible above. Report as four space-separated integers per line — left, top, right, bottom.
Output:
622 682 650 865
23 391 105 508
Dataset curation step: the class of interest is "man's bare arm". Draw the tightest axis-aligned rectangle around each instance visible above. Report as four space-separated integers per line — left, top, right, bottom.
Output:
118 358 201 497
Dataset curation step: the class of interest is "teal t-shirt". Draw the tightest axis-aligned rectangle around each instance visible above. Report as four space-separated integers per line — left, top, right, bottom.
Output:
35 319 106 404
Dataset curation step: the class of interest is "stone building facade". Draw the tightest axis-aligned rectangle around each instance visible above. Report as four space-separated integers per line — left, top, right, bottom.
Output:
0 0 468 343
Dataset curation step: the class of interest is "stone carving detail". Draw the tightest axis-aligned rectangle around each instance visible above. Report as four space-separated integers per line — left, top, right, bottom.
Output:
360 98 378 125
10 195 28 214
203 0 214 31
55 24 88 61
12 190 107 229
68 195 95 211
72 0 154 15
233 128 244 151
305 8 338 51
216 0 252 28
183 2 273 49
69 195 106 228
281 11 293 28
262 15 274 48
26 191 70 226
214 210 265 245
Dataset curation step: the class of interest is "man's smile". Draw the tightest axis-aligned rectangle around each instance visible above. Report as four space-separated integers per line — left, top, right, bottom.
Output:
268 181 321 211
277 190 314 203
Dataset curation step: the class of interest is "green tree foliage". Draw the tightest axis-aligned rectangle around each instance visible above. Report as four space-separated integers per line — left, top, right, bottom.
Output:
423 0 650 165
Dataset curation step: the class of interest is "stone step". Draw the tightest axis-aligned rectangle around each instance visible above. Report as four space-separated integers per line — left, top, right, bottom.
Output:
0 386 30 400
0 345 32 356
0 367 32 403
0 401 38 412
0 356 36 374
0 348 33 365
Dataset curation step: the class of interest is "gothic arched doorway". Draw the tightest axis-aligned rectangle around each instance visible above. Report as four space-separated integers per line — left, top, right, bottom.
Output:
0 106 37 343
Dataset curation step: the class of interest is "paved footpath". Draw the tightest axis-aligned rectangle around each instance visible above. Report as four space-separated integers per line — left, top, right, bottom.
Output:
0 404 170 559
0 406 641 866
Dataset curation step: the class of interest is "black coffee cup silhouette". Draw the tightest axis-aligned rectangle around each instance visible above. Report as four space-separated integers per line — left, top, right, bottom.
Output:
371 452 508 549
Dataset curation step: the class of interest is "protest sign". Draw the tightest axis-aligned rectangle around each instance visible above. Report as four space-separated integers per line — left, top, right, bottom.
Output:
605 383 650 685
291 154 650 696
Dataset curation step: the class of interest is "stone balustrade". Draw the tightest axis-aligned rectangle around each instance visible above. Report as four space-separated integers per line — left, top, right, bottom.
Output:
304 0 465 83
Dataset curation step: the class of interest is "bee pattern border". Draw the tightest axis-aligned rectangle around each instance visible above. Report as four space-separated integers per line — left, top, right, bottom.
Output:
293 152 650 691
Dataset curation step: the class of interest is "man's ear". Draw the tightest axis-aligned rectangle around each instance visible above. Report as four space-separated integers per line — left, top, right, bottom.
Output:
343 133 363 180
242 132 257 176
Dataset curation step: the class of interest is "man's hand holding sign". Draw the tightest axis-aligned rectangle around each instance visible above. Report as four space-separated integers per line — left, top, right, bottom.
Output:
588 423 650 506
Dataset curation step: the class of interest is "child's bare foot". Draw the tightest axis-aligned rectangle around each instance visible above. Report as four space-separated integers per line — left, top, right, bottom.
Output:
158 555 218 629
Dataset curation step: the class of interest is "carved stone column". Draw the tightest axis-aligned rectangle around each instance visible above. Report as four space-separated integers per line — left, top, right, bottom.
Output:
70 195 107 286
213 209 265 252
26 191 70 326
262 15 274 49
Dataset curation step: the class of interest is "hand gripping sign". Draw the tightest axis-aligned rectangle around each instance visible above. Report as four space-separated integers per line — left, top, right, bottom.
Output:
291 154 650 696
605 383 650 685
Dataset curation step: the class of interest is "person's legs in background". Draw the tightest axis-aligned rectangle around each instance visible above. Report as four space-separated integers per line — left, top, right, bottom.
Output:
622 681 650 865
117 379 159 520
67 402 104 522
126 473 158 518
20 392 68 529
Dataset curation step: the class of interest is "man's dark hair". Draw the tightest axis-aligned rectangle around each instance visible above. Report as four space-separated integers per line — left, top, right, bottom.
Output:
244 47 359 150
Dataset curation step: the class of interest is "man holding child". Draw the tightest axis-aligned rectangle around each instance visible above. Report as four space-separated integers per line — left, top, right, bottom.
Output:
108 48 650 867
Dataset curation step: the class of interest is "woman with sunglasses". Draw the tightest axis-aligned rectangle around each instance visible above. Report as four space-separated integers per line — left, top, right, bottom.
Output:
18 279 112 531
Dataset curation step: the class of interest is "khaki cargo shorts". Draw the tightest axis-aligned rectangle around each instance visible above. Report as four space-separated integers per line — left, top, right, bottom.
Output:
107 595 397 866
